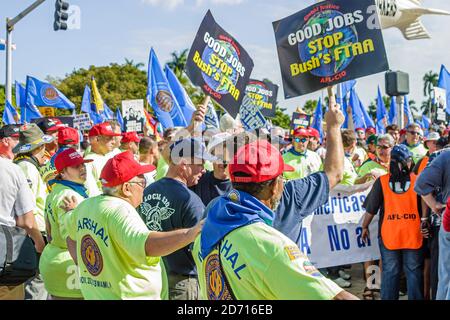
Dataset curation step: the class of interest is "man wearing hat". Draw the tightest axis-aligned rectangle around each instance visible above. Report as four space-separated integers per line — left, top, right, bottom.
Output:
12 123 55 300
120 131 141 157
35 118 65 162
138 138 216 300
282 127 322 181
65 151 203 300
414 132 441 176
366 134 378 161
362 145 424 300
307 127 321 153
39 148 92 300
84 122 122 197
0 124 21 160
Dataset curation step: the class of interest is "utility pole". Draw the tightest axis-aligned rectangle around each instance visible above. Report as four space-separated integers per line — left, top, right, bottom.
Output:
396 95 404 129
5 0 47 103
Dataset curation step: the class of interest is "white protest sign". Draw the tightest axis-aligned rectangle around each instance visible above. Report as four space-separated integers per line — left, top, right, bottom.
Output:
300 182 380 269
435 87 447 122
73 113 92 131
122 99 145 133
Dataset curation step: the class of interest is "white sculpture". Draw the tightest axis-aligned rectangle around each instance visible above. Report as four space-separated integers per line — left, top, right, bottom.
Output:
376 0 450 40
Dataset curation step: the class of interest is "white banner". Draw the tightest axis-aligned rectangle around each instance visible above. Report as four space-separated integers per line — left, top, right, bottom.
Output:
73 113 92 131
122 99 145 133
300 182 380 269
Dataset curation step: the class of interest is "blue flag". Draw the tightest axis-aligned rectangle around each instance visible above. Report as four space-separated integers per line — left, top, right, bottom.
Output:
349 88 366 129
388 97 396 125
337 80 356 105
15 81 26 110
311 98 324 143
115 108 124 131
437 64 450 115
342 96 348 129
165 65 196 125
3 100 18 125
404 95 414 125
359 96 375 129
147 48 187 129
422 115 431 130
204 100 220 130
102 104 114 120
376 86 387 134
81 85 104 125
25 76 75 110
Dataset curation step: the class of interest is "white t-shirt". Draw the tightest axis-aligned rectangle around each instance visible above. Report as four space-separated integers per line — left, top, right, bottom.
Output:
0 158 36 227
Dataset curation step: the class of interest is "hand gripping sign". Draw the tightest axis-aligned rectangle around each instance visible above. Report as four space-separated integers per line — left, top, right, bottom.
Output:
273 0 389 98
186 10 254 118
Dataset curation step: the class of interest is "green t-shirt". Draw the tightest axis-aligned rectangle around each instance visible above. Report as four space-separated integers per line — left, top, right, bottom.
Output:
193 222 343 300
40 183 85 298
155 157 169 181
357 160 388 180
16 161 46 232
405 143 428 164
282 150 322 181
318 157 356 186
84 151 110 197
67 195 162 300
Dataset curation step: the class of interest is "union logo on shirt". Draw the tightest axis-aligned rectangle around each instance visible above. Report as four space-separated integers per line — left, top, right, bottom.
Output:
205 252 234 300
80 235 104 277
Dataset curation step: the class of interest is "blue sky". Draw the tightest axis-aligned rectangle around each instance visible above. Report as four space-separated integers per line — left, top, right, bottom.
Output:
1 0 450 114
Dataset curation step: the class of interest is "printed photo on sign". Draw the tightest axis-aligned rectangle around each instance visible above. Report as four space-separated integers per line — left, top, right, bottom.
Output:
243 79 278 118
186 10 254 118
273 0 389 98
74 113 93 131
122 99 145 133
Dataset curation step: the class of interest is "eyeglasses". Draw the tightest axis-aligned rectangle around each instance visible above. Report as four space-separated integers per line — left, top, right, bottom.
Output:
294 137 308 143
408 131 420 136
127 180 146 189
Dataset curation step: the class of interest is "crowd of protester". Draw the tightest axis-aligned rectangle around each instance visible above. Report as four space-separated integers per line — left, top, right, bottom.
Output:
0 98 449 300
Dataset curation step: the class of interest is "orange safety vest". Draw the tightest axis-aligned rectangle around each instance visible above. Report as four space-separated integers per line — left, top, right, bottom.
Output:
380 173 422 250
417 156 429 175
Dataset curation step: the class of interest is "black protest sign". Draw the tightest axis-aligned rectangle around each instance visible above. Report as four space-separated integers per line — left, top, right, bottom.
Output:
186 10 254 118
290 113 311 134
243 79 278 118
273 0 389 98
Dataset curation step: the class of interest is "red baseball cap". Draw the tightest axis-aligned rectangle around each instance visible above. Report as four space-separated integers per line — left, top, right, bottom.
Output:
399 128 407 136
89 122 122 137
54 148 93 173
121 132 141 144
229 140 294 183
100 151 156 187
365 127 376 135
58 127 80 145
307 128 320 139
293 128 310 137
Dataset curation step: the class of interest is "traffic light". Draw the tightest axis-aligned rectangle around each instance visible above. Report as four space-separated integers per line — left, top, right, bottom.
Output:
54 0 69 31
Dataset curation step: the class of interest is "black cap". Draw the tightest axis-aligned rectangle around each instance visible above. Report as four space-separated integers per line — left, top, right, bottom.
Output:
437 136 449 149
35 118 65 133
0 124 21 139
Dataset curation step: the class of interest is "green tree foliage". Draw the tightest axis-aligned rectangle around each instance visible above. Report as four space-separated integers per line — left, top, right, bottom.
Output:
55 62 148 112
272 107 291 129
303 99 317 115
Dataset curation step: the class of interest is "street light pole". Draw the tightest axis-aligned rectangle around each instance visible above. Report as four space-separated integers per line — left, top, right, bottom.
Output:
5 0 47 102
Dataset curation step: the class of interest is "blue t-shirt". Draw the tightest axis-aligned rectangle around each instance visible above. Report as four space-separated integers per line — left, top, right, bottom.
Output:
189 171 233 206
138 178 205 276
273 172 330 247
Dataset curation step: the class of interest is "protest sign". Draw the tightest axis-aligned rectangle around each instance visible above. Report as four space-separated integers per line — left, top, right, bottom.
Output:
435 87 447 122
186 10 254 118
38 107 56 117
243 79 278 118
300 183 380 269
73 113 93 131
122 100 145 133
273 0 389 98
290 112 311 133
239 95 268 131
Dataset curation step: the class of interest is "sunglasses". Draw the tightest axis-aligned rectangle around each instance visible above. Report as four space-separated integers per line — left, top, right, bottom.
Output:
376 145 392 150
408 131 420 136
294 137 308 143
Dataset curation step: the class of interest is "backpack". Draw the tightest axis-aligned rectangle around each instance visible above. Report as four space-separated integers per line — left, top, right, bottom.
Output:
0 225 38 286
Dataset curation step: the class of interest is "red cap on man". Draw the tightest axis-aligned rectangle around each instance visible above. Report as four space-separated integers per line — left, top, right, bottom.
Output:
307 128 320 139
100 151 156 187
365 127 376 136
54 148 93 173
121 132 141 144
229 140 294 183
58 127 80 145
293 128 310 137
89 122 122 137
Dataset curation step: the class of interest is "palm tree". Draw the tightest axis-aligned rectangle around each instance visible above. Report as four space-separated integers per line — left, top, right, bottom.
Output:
124 58 145 70
423 71 438 118
167 49 189 78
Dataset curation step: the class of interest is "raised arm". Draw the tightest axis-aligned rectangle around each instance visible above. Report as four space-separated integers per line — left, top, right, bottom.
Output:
323 94 345 189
